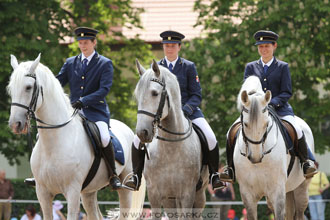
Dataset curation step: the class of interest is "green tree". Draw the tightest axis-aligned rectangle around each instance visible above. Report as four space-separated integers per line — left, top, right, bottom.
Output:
183 0 330 154
0 0 152 164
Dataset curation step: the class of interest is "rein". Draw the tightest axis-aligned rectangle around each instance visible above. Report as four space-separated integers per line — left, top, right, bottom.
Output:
11 73 79 129
137 77 193 142
240 105 275 158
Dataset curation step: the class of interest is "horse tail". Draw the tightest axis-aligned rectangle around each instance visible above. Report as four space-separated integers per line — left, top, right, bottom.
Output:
128 175 146 220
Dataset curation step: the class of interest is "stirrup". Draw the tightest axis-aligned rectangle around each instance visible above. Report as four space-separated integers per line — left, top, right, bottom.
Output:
122 172 140 191
302 161 318 178
210 172 225 190
24 178 36 187
220 166 234 183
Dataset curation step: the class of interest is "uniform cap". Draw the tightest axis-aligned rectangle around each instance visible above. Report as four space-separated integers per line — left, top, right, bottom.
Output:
160 30 185 44
254 30 278 45
74 27 98 40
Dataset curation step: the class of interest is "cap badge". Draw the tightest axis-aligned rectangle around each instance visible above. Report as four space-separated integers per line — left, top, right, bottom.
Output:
260 37 263 40
81 33 84 37
168 37 171 40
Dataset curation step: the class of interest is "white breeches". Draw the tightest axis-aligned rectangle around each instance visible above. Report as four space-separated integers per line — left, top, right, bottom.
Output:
133 117 217 150
95 121 110 147
279 115 303 139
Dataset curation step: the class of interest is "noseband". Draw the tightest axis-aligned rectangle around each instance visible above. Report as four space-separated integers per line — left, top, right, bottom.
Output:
137 78 192 142
240 105 275 159
10 73 78 129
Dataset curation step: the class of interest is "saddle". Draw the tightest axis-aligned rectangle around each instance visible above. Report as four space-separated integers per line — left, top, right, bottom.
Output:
192 124 208 191
192 124 208 165
79 115 124 190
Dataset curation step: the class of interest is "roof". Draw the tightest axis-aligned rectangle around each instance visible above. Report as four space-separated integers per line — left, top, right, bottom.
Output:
122 0 209 43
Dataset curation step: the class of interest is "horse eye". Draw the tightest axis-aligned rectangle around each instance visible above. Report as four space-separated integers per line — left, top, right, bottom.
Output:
244 122 248 128
151 90 158 97
26 85 32 91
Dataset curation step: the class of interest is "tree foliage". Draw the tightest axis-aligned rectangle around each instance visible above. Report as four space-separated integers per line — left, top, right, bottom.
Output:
182 0 330 154
0 0 152 164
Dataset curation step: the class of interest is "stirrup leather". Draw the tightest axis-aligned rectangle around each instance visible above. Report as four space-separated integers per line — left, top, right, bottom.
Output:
122 172 140 191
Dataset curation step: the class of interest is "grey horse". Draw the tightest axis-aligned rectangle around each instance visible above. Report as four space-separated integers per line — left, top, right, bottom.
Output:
134 59 209 220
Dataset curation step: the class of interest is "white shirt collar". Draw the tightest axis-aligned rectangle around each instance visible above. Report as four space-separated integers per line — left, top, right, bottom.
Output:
261 56 274 67
81 50 96 64
165 56 179 68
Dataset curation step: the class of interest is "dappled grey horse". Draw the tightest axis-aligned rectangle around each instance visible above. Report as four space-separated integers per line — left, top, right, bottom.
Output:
134 59 208 219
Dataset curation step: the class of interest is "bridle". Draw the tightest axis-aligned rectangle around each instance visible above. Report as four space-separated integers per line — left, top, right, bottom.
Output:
137 78 193 142
240 105 275 159
11 73 79 129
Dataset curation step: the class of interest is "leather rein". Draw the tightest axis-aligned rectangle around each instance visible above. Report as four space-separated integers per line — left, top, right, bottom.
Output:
137 78 193 142
11 73 79 130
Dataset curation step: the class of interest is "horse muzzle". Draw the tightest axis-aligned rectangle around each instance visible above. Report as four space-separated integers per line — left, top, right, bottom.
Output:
9 113 29 135
136 128 154 143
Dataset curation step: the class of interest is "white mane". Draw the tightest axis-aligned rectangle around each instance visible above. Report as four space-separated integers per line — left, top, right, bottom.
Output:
237 75 263 111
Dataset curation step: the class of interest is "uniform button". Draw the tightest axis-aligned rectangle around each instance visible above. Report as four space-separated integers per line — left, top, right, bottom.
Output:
81 86 83 89
264 78 267 81
264 88 267 90
82 76 85 79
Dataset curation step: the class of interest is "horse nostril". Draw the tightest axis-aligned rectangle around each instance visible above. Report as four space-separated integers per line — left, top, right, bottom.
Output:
16 121 22 129
143 129 148 137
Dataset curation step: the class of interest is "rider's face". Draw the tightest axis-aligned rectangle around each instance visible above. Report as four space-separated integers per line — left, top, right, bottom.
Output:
78 39 96 57
163 43 181 62
258 43 277 62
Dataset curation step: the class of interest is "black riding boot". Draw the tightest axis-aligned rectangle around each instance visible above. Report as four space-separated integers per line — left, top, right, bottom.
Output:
125 143 145 191
297 134 317 178
24 177 36 187
102 141 122 190
208 145 225 190
220 139 235 183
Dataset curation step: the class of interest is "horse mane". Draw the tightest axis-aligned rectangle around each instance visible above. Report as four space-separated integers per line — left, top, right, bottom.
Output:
7 60 72 110
134 65 182 113
237 75 263 112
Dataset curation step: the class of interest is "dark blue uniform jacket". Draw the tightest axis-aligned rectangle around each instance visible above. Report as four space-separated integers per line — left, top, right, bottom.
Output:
244 57 294 116
158 57 204 120
56 52 113 125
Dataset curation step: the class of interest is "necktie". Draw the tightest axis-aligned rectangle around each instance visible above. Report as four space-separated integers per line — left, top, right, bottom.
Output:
169 63 173 72
264 65 269 75
82 58 88 72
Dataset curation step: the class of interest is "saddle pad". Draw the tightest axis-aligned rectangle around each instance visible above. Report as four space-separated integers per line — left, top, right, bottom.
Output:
192 123 208 165
109 130 125 165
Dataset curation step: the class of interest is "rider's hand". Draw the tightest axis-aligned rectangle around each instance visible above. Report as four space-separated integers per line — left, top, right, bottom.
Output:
72 100 83 109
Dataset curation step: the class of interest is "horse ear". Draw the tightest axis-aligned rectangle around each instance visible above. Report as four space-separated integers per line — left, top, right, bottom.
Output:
264 90 272 104
10 55 19 70
29 53 41 74
136 59 146 76
241 90 250 105
151 59 160 77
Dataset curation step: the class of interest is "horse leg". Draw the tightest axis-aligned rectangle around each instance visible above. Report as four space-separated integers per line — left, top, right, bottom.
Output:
66 190 82 220
36 186 54 220
162 199 177 220
286 191 295 220
240 192 259 220
193 185 207 220
293 180 310 220
148 193 162 220
267 187 286 220
116 188 132 220
81 192 103 220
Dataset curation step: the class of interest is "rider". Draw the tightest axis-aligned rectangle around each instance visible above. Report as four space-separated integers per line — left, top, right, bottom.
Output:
125 30 224 190
220 30 317 183
24 27 121 190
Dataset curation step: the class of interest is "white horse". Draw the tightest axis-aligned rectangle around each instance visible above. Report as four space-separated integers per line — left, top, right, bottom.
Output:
234 76 312 220
134 60 208 219
7 54 146 220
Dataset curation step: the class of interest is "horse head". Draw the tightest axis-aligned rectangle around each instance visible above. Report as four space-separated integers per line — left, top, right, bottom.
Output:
8 54 42 134
240 88 272 164
134 59 180 143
